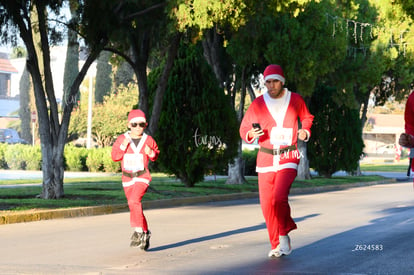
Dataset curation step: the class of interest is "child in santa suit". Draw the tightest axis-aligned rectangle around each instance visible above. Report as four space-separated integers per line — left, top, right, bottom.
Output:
111 109 159 250
240 64 314 258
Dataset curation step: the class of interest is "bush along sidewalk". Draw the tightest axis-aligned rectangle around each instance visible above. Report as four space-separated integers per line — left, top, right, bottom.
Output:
0 143 120 173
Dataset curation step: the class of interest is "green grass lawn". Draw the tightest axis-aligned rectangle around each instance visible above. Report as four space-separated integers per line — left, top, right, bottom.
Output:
360 163 408 172
0 163 405 212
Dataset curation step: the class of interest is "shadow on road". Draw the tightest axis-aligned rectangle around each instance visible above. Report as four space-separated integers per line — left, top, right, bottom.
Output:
150 213 321 252
150 223 266 252
202 205 414 275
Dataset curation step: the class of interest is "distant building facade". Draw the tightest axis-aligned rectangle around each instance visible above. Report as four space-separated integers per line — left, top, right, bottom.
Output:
0 52 18 98
363 113 405 155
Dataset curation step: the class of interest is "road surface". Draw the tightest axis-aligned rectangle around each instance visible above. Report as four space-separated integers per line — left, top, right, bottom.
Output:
0 180 413 274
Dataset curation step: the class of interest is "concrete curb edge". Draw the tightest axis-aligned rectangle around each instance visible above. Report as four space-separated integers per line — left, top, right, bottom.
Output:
0 178 398 225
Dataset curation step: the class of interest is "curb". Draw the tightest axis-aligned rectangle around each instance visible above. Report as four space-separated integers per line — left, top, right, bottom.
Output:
0 178 398 225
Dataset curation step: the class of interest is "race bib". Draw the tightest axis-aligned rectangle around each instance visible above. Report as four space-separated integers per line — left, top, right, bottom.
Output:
123 153 144 172
270 127 293 146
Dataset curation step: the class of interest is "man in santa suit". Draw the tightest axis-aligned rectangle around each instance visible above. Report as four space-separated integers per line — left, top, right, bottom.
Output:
399 89 414 182
240 64 314 258
111 109 159 251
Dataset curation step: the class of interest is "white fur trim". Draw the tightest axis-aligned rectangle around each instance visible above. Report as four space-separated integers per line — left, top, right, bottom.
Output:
122 178 150 187
256 163 298 173
264 74 285 84
130 117 146 123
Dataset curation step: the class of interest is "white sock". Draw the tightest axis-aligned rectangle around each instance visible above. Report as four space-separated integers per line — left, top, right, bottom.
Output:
135 227 143 233
279 235 290 251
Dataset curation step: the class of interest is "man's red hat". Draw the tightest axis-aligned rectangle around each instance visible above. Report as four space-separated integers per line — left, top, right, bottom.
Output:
263 64 285 84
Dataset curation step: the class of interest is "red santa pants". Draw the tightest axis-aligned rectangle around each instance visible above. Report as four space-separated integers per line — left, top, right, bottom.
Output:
258 168 297 249
123 181 149 231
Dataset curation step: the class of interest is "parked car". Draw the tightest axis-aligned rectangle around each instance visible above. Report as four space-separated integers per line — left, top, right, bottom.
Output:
376 143 395 154
0 128 28 144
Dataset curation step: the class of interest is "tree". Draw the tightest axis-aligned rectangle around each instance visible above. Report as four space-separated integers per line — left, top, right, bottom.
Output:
18 65 32 143
69 83 138 147
62 0 80 110
94 51 112 103
395 0 414 20
93 0 181 136
307 85 364 178
0 1 114 198
152 41 239 187
172 0 261 184
369 0 414 105
113 60 135 88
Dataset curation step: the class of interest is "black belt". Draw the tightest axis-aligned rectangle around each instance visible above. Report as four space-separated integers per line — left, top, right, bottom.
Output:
259 145 297 155
122 169 146 178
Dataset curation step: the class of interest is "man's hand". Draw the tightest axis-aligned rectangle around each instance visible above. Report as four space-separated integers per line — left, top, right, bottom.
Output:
298 129 308 141
248 127 264 140
399 133 413 147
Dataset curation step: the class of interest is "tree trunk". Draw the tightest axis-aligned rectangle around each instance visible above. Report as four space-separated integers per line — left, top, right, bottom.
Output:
27 56 65 198
226 67 248 184
226 143 247 184
8 1 104 199
130 30 150 114
148 33 182 135
40 144 64 198
202 29 227 89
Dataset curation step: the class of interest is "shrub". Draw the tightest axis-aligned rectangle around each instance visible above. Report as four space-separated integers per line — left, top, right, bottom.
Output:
102 147 120 173
0 143 7 169
86 148 104 172
4 144 28 170
23 145 41 170
65 145 88 171
242 149 258 176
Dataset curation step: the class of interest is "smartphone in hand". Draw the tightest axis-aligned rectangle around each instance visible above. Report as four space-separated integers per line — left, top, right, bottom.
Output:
252 123 261 130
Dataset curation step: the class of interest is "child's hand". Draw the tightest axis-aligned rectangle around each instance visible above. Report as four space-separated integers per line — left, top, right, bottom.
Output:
145 145 155 158
122 137 131 147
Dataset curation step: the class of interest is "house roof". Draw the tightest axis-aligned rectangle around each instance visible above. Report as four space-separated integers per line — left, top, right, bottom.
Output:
0 52 18 74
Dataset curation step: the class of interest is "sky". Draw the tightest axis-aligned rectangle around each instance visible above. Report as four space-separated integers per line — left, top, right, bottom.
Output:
0 45 11 54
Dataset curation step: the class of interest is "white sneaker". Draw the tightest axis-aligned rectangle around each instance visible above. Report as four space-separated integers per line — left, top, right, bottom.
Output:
279 235 292 255
268 238 292 258
268 245 282 258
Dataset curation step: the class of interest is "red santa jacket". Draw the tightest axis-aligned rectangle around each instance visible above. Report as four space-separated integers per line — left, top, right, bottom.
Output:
404 92 414 171
240 90 314 173
111 132 159 187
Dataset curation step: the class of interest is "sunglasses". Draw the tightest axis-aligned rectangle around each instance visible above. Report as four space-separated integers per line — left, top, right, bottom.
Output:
131 122 147 128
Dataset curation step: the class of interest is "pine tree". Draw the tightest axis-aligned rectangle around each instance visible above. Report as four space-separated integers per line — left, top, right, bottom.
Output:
152 41 239 187
307 85 364 178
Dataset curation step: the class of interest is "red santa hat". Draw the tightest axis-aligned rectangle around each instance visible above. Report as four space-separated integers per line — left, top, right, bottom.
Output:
263 64 285 84
128 109 146 123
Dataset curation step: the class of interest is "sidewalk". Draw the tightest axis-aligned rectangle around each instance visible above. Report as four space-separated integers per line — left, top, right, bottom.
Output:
0 176 399 225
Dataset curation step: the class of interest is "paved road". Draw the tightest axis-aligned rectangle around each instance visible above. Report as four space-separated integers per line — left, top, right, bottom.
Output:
0 180 413 274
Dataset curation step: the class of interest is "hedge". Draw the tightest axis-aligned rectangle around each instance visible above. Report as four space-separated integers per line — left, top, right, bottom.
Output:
0 144 120 173
0 143 254 176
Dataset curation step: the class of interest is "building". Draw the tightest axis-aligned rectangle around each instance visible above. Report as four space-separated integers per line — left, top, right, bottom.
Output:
0 52 18 98
0 52 19 128
363 113 405 156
